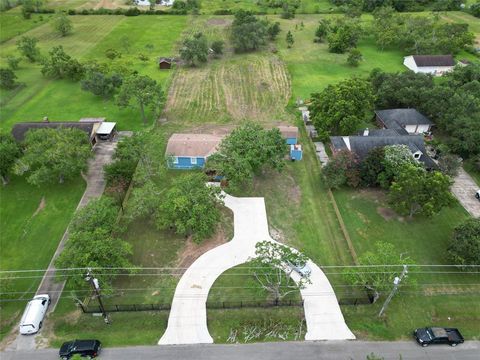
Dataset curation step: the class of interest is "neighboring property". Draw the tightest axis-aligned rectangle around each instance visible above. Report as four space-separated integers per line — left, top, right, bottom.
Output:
330 129 437 169
158 57 175 70
403 55 456 76
11 118 116 146
166 133 224 169
375 108 434 135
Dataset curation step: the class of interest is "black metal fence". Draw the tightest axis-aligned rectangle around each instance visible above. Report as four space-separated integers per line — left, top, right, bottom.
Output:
79 299 305 314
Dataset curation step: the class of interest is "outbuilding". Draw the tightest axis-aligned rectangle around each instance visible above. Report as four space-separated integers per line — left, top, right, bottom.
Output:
278 125 299 145
403 55 456 76
158 57 175 70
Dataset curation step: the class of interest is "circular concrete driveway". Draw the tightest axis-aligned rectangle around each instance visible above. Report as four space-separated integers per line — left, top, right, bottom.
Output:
158 193 355 345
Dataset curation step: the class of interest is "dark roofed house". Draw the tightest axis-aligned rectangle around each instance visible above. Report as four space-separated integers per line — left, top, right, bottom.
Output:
403 55 456 76
330 132 437 170
158 57 175 70
375 109 433 135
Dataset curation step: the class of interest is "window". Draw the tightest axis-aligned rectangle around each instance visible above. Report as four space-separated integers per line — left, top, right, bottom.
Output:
413 151 422 160
173 157 178 164
191 157 197 165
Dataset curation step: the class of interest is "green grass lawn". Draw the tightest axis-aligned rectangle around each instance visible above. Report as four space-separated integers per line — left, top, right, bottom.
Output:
275 14 405 100
0 9 53 43
0 15 187 131
199 0 337 14
0 176 85 340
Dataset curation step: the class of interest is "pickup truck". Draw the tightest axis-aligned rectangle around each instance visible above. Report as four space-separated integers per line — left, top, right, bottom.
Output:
414 327 464 347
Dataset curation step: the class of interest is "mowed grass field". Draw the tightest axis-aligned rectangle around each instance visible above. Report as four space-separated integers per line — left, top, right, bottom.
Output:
0 15 187 131
199 0 337 14
165 16 292 124
0 176 85 340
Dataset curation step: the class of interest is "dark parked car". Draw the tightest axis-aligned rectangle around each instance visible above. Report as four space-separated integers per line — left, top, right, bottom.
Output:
59 339 101 359
414 327 464 347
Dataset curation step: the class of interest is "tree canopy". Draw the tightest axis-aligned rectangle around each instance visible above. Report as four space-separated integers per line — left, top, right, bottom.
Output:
230 10 268 52
310 77 375 140
208 122 287 190
250 241 311 302
388 165 454 218
14 128 92 185
41 46 84 81
0 132 21 185
116 75 164 126
16 36 40 62
344 241 415 302
180 32 209 66
157 173 223 242
51 12 73 37
447 219 480 267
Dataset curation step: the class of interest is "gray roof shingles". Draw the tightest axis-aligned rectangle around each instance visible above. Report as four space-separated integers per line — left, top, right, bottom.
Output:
412 55 455 67
375 109 433 128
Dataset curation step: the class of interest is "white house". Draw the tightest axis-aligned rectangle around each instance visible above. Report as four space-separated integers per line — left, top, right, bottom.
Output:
403 55 456 76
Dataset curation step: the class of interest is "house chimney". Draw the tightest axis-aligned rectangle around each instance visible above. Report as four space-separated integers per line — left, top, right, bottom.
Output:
363 128 369 136
43 116 49 123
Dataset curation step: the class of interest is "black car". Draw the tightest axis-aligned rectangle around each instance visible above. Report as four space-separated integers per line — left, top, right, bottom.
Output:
59 339 101 359
414 327 464 347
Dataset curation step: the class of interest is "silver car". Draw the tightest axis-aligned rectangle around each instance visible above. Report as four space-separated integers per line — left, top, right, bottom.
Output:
288 261 312 277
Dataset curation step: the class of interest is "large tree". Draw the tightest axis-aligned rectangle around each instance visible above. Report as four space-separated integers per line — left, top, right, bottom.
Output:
157 173 223 242
41 46 84 81
388 165 454 218
448 219 480 267
326 17 361 53
51 12 73 37
55 228 133 290
81 68 123 99
70 197 119 234
180 32 209 67
310 77 375 140
208 122 287 189
14 128 92 185
116 75 164 126
0 132 21 185
230 10 268 52
16 36 40 62
377 144 419 189
0 68 18 89
344 241 415 303
250 241 311 302
322 149 360 189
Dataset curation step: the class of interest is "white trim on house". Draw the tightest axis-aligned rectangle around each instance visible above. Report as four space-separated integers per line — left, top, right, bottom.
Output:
403 56 455 76
191 157 197 165
342 137 351 150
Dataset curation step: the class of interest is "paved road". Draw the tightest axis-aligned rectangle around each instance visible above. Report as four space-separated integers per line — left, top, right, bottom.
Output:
159 193 354 345
2 341 480 360
6 141 118 352
451 168 480 218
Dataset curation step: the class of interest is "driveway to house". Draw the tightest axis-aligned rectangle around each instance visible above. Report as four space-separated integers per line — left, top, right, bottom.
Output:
158 193 355 345
451 168 480 218
6 139 121 352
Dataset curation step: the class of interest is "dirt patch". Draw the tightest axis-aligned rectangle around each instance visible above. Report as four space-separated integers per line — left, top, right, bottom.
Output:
32 196 46 217
377 207 397 221
269 227 286 243
176 227 229 270
94 0 117 9
207 18 232 26
357 188 387 203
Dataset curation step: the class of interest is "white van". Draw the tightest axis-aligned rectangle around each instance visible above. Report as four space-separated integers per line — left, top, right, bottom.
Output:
19 294 50 335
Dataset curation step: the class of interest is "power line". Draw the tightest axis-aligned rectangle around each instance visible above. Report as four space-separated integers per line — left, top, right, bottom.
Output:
1 264 479 273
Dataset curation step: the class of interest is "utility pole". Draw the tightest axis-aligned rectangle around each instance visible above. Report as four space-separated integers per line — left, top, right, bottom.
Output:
378 265 408 317
85 268 110 324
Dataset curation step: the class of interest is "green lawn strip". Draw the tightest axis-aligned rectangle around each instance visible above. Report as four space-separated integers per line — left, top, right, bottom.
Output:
0 176 86 339
49 299 168 348
342 294 480 340
0 10 53 43
199 0 337 14
464 161 480 187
